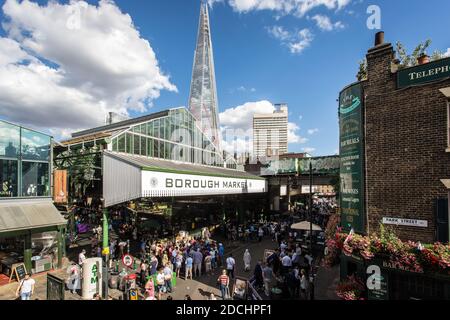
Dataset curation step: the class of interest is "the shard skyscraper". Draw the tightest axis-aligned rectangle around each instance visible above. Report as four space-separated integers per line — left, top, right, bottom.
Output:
188 1 221 150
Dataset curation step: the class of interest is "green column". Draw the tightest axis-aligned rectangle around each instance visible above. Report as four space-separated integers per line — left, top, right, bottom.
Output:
102 208 109 300
102 209 109 254
24 233 32 274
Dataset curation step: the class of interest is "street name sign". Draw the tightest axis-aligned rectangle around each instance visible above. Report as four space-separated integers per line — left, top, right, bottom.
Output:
382 217 428 228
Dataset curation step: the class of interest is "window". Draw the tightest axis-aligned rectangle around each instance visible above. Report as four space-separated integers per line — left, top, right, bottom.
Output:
147 138 154 157
118 134 125 152
0 121 20 158
134 134 140 155
22 162 50 197
147 122 153 137
140 136 147 156
154 140 160 158
0 159 18 197
112 138 117 152
126 133 132 154
153 119 160 138
164 142 171 159
21 128 51 161
160 119 166 139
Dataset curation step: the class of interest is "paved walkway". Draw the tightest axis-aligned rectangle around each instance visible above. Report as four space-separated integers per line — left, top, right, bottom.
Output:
0 237 340 300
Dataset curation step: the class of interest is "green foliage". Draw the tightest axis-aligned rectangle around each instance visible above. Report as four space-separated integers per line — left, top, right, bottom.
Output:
396 39 434 69
330 174 340 200
54 145 102 199
356 59 368 81
356 39 447 78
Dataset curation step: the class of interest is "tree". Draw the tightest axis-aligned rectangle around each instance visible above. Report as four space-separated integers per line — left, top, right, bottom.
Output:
330 174 340 201
356 39 447 80
356 59 367 82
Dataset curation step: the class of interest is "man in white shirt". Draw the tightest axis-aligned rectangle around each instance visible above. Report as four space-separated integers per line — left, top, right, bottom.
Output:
226 254 236 279
78 249 86 266
281 254 292 275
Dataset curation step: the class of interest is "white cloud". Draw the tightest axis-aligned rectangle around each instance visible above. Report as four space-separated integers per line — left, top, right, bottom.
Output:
0 37 34 65
220 100 275 130
267 25 291 41
228 0 351 17
219 100 307 155
288 29 313 54
445 48 450 57
307 128 319 135
267 26 313 54
0 0 176 138
311 14 345 31
288 122 308 143
236 86 256 93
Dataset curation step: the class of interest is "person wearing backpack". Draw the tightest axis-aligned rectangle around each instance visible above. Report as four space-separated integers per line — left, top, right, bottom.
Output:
15 274 35 300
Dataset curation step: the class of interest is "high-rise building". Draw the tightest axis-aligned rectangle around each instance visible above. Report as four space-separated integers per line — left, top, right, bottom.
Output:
253 104 288 158
188 1 221 150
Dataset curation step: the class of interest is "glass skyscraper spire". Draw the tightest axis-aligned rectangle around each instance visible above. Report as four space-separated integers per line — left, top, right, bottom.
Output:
188 1 221 150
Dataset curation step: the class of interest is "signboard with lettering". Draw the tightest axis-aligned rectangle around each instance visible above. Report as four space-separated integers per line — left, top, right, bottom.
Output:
339 82 365 233
53 170 68 203
397 57 450 89
82 258 102 300
9 263 27 283
382 217 428 228
142 170 267 197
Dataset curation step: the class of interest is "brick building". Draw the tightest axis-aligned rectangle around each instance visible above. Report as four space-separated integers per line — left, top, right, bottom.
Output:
340 32 450 244
338 32 450 300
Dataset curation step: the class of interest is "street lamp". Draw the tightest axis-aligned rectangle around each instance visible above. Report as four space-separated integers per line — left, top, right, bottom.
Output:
308 160 315 300
101 198 109 300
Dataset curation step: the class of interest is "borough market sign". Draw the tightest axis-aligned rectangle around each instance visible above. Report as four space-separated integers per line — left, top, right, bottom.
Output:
397 57 450 89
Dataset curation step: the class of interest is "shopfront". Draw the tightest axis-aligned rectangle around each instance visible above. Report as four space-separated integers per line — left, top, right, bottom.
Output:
340 255 450 300
103 151 267 236
0 120 67 280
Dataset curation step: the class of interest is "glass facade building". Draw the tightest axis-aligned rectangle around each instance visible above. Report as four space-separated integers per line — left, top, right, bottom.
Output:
188 1 221 150
0 120 52 198
110 108 236 169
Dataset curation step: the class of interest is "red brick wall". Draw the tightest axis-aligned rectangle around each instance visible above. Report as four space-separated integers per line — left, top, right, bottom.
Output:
363 43 450 243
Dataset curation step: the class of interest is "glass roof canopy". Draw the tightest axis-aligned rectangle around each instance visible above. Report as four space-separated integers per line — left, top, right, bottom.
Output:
110 108 236 169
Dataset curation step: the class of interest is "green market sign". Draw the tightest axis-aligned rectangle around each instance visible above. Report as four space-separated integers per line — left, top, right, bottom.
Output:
91 264 98 284
339 83 365 234
397 57 450 89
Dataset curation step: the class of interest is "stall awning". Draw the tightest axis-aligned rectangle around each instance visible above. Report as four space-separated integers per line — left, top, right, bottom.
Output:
0 199 67 235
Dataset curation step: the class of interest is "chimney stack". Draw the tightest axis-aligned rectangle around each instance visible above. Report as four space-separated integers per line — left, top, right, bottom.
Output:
375 31 385 46
418 55 430 65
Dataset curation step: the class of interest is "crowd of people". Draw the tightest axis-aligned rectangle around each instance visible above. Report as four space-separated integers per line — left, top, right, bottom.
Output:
293 197 336 230
108 230 230 300
63 196 338 301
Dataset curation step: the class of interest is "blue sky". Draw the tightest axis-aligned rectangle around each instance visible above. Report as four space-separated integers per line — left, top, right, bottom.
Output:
0 0 450 156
